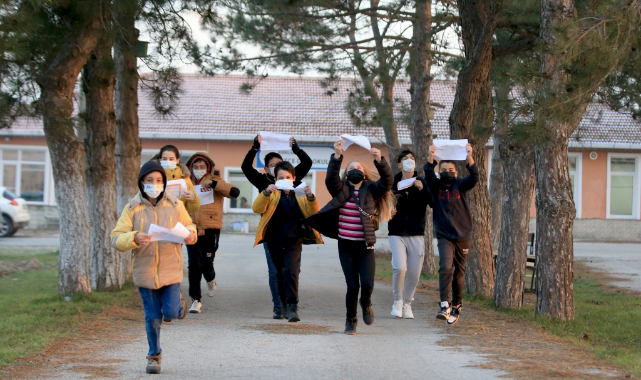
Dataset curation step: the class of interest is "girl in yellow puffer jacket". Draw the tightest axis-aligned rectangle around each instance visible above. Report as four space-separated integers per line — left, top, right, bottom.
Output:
152 145 201 213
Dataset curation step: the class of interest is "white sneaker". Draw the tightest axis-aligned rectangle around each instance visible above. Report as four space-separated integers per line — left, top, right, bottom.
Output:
391 300 403 318
188 300 202 314
402 303 414 319
207 280 217 297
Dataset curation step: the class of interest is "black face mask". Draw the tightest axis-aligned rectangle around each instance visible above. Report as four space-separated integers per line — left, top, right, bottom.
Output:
440 171 456 184
346 169 365 184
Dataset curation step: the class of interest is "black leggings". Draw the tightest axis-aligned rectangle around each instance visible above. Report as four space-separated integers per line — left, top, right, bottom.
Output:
338 238 375 319
186 229 220 301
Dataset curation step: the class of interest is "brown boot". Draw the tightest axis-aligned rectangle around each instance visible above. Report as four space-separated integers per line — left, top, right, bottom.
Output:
179 290 187 319
146 354 162 374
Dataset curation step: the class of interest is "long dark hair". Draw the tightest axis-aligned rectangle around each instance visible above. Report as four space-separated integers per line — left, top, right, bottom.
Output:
158 145 181 162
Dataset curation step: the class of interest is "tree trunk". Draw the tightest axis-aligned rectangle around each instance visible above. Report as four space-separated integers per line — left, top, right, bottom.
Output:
114 1 141 282
410 0 436 275
448 0 500 297
493 140 534 308
36 8 101 296
489 135 503 252
83 34 124 291
533 0 580 321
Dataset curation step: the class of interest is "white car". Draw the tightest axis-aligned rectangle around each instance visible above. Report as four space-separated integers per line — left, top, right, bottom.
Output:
0 187 31 237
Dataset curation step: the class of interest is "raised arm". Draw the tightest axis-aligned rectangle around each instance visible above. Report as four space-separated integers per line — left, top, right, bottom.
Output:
459 143 479 191
369 151 394 200
242 136 269 191
325 140 345 197
291 137 313 180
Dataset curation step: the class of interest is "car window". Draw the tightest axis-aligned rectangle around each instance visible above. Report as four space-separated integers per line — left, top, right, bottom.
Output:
3 189 18 200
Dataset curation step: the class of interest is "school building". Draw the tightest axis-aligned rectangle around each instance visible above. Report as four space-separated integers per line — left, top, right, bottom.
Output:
2 74 641 241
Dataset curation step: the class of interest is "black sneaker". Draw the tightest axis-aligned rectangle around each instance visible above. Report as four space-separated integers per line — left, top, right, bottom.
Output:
360 299 375 325
344 317 357 335
436 301 450 320
286 304 300 323
447 303 461 325
273 307 285 320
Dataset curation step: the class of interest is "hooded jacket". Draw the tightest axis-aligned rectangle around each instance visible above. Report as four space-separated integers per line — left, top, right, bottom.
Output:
186 152 240 234
303 154 393 247
151 153 201 214
111 161 197 289
388 171 432 236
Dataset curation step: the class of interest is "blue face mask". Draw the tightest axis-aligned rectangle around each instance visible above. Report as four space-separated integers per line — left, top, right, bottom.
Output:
144 184 164 199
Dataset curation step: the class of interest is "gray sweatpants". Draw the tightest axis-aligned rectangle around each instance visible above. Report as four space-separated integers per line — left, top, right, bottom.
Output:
389 235 425 304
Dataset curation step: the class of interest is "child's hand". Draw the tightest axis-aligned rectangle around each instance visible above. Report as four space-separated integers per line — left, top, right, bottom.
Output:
304 186 313 198
370 148 382 162
334 140 344 158
429 145 436 163
391 208 397 216
414 179 423 190
135 232 152 246
185 231 197 245
265 184 278 195
466 143 475 165
201 179 213 189
184 190 196 201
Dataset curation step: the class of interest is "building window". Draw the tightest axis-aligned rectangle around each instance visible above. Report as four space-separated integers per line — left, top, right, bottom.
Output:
224 168 316 213
0 147 48 204
568 153 582 219
607 154 640 219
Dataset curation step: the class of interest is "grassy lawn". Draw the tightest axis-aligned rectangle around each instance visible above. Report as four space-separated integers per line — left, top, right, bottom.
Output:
0 249 136 367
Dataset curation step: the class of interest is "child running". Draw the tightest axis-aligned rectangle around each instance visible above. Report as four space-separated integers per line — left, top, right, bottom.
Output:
153 145 201 213
424 143 478 325
304 139 394 335
242 134 313 319
252 161 322 322
111 161 197 374
388 150 432 319
184 152 240 313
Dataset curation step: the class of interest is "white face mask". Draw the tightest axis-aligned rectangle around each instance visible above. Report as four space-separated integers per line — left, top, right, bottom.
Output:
160 160 177 170
144 184 164 199
193 169 207 180
402 158 416 173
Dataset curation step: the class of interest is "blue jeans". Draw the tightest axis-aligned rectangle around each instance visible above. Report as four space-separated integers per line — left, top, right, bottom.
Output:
264 243 283 308
139 284 183 356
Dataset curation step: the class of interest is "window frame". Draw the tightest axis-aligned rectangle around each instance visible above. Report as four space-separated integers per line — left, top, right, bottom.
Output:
606 153 640 220
223 167 317 214
568 152 582 219
0 145 51 205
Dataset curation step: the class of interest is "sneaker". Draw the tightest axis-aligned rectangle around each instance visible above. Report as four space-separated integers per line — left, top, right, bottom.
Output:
273 307 285 320
189 300 202 314
344 317 358 335
146 354 162 374
207 280 217 297
360 299 375 325
179 291 188 319
447 303 461 325
402 303 414 319
391 300 403 318
286 304 300 323
436 301 450 320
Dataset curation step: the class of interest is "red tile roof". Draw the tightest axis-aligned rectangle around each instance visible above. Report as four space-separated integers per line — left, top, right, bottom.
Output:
6 74 641 146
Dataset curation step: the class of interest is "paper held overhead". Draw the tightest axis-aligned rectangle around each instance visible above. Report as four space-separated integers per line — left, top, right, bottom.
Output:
194 185 214 205
340 134 371 151
433 139 468 161
397 178 415 191
259 131 291 151
275 180 308 198
148 222 191 244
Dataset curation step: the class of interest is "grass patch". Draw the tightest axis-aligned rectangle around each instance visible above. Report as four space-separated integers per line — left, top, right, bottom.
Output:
0 250 136 367
0 248 60 267
465 264 641 378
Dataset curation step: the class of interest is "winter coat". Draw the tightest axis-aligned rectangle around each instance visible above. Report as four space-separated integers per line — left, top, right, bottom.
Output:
186 152 240 234
151 154 201 214
111 192 197 290
241 144 313 191
303 154 393 247
252 190 323 247
388 171 432 236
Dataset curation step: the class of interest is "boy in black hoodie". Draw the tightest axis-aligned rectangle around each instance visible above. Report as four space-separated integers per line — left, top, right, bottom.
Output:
424 143 478 325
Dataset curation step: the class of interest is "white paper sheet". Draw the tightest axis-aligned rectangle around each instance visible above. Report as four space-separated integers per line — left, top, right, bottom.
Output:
194 185 214 206
433 139 468 161
340 134 371 151
166 179 188 198
397 178 415 190
260 131 291 151
148 222 191 244
275 180 308 197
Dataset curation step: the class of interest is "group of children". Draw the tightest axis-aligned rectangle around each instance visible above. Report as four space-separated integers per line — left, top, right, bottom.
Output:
110 136 478 374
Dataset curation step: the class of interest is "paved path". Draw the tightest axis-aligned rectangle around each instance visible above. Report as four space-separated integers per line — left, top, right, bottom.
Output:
574 242 641 291
57 235 503 380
